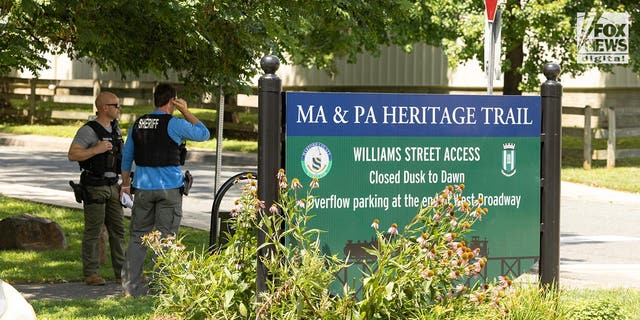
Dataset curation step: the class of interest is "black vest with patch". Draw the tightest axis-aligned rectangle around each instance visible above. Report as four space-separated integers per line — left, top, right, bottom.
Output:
132 114 185 166
79 120 123 176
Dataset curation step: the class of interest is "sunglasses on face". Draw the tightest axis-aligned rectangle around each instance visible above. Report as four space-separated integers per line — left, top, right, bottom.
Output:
106 103 121 109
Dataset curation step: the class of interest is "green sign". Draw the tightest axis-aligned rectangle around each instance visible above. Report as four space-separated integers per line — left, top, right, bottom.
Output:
285 92 541 290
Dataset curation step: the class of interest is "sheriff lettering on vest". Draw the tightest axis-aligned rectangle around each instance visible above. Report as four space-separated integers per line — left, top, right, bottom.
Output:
120 83 210 297
67 91 126 286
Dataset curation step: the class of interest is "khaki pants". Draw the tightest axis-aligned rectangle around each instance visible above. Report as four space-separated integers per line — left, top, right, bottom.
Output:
82 183 126 278
122 188 182 297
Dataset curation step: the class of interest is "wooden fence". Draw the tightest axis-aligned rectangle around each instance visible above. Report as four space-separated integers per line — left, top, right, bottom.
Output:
563 105 640 168
0 77 258 135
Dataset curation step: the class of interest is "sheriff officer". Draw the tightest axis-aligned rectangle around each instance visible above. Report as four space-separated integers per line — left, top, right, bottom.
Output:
68 91 126 286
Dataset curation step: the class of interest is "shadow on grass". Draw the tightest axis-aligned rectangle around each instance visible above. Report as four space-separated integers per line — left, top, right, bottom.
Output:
31 296 157 320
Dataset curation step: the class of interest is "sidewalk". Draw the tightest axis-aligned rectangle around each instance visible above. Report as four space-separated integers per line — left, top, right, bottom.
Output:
2 132 640 301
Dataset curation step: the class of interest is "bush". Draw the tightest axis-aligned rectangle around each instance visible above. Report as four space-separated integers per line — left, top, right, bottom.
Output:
568 298 626 320
144 172 517 319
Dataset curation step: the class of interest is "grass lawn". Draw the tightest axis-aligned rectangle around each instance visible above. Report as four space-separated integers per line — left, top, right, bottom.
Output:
0 195 210 283
31 297 157 320
2 98 259 153
562 135 640 193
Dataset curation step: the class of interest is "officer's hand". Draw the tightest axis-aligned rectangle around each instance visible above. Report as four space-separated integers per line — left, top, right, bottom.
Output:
173 98 188 113
94 140 113 154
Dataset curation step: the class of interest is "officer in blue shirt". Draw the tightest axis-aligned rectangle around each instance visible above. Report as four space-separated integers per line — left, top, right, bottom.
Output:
120 83 210 297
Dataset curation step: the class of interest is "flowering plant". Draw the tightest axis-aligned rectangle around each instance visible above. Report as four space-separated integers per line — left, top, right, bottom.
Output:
357 184 513 319
144 170 513 319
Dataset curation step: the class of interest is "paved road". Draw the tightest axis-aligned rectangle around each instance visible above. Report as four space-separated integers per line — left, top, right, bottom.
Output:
1 133 640 290
0 133 256 230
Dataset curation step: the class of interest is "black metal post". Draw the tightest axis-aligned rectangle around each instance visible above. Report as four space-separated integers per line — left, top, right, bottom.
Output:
540 62 562 288
256 55 282 303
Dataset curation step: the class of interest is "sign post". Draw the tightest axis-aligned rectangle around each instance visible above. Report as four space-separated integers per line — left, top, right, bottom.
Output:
484 0 502 95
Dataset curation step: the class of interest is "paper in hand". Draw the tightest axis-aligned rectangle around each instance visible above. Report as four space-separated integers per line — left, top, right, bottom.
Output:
120 193 133 208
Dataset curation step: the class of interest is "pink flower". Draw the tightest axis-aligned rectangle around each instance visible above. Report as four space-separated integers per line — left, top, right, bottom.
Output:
371 219 379 230
470 293 486 304
309 178 319 189
291 178 303 190
279 179 288 190
276 168 286 180
421 269 434 279
387 223 399 235
269 204 279 214
416 233 428 246
449 270 459 279
458 201 471 214
498 276 512 288
471 207 483 220
254 199 265 211
230 200 243 217
296 199 306 208
445 233 454 242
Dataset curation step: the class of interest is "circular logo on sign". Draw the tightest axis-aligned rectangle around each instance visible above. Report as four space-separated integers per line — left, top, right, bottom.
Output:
301 142 332 179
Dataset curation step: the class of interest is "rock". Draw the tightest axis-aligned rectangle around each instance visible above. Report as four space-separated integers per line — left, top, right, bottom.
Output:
0 214 67 250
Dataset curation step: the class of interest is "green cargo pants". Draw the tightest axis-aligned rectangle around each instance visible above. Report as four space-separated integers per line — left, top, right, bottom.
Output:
82 183 126 278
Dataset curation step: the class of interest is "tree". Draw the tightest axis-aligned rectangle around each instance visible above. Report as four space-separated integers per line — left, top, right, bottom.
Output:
439 0 640 95
2 0 639 96
0 1 50 76
1 0 451 97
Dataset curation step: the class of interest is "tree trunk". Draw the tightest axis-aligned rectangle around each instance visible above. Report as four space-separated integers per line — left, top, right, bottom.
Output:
223 94 239 124
503 41 524 95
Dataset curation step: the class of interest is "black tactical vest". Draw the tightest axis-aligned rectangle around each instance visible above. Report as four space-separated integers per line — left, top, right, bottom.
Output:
132 114 185 166
79 120 123 176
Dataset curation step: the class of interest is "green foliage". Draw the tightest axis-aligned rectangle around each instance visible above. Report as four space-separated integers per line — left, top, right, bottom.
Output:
0 1 50 75
440 0 640 93
357 184 496 319
568 298 626 320
147 173 517 319
483 284 570 320
4 1 640 96
562 289 640 320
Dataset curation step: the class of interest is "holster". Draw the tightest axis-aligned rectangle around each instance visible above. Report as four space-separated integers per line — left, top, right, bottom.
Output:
69 180 84 203
181 170 193 196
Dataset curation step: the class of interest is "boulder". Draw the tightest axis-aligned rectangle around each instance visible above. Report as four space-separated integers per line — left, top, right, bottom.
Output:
0 214 67 250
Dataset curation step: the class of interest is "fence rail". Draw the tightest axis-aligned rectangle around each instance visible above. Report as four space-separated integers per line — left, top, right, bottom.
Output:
0 77 258 135
562 105 640 168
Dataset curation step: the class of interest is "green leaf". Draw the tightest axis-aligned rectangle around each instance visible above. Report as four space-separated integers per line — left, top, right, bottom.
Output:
239 302 248 317
384 281 395 300
224 290 234 308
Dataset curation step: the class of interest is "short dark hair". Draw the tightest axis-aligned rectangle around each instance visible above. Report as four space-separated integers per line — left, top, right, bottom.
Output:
154 83 177 107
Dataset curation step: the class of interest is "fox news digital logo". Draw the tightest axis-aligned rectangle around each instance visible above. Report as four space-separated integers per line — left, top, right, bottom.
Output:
577 12 629 64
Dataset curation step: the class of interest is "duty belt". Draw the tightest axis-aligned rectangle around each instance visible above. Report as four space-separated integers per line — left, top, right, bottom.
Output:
80 170 119 186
